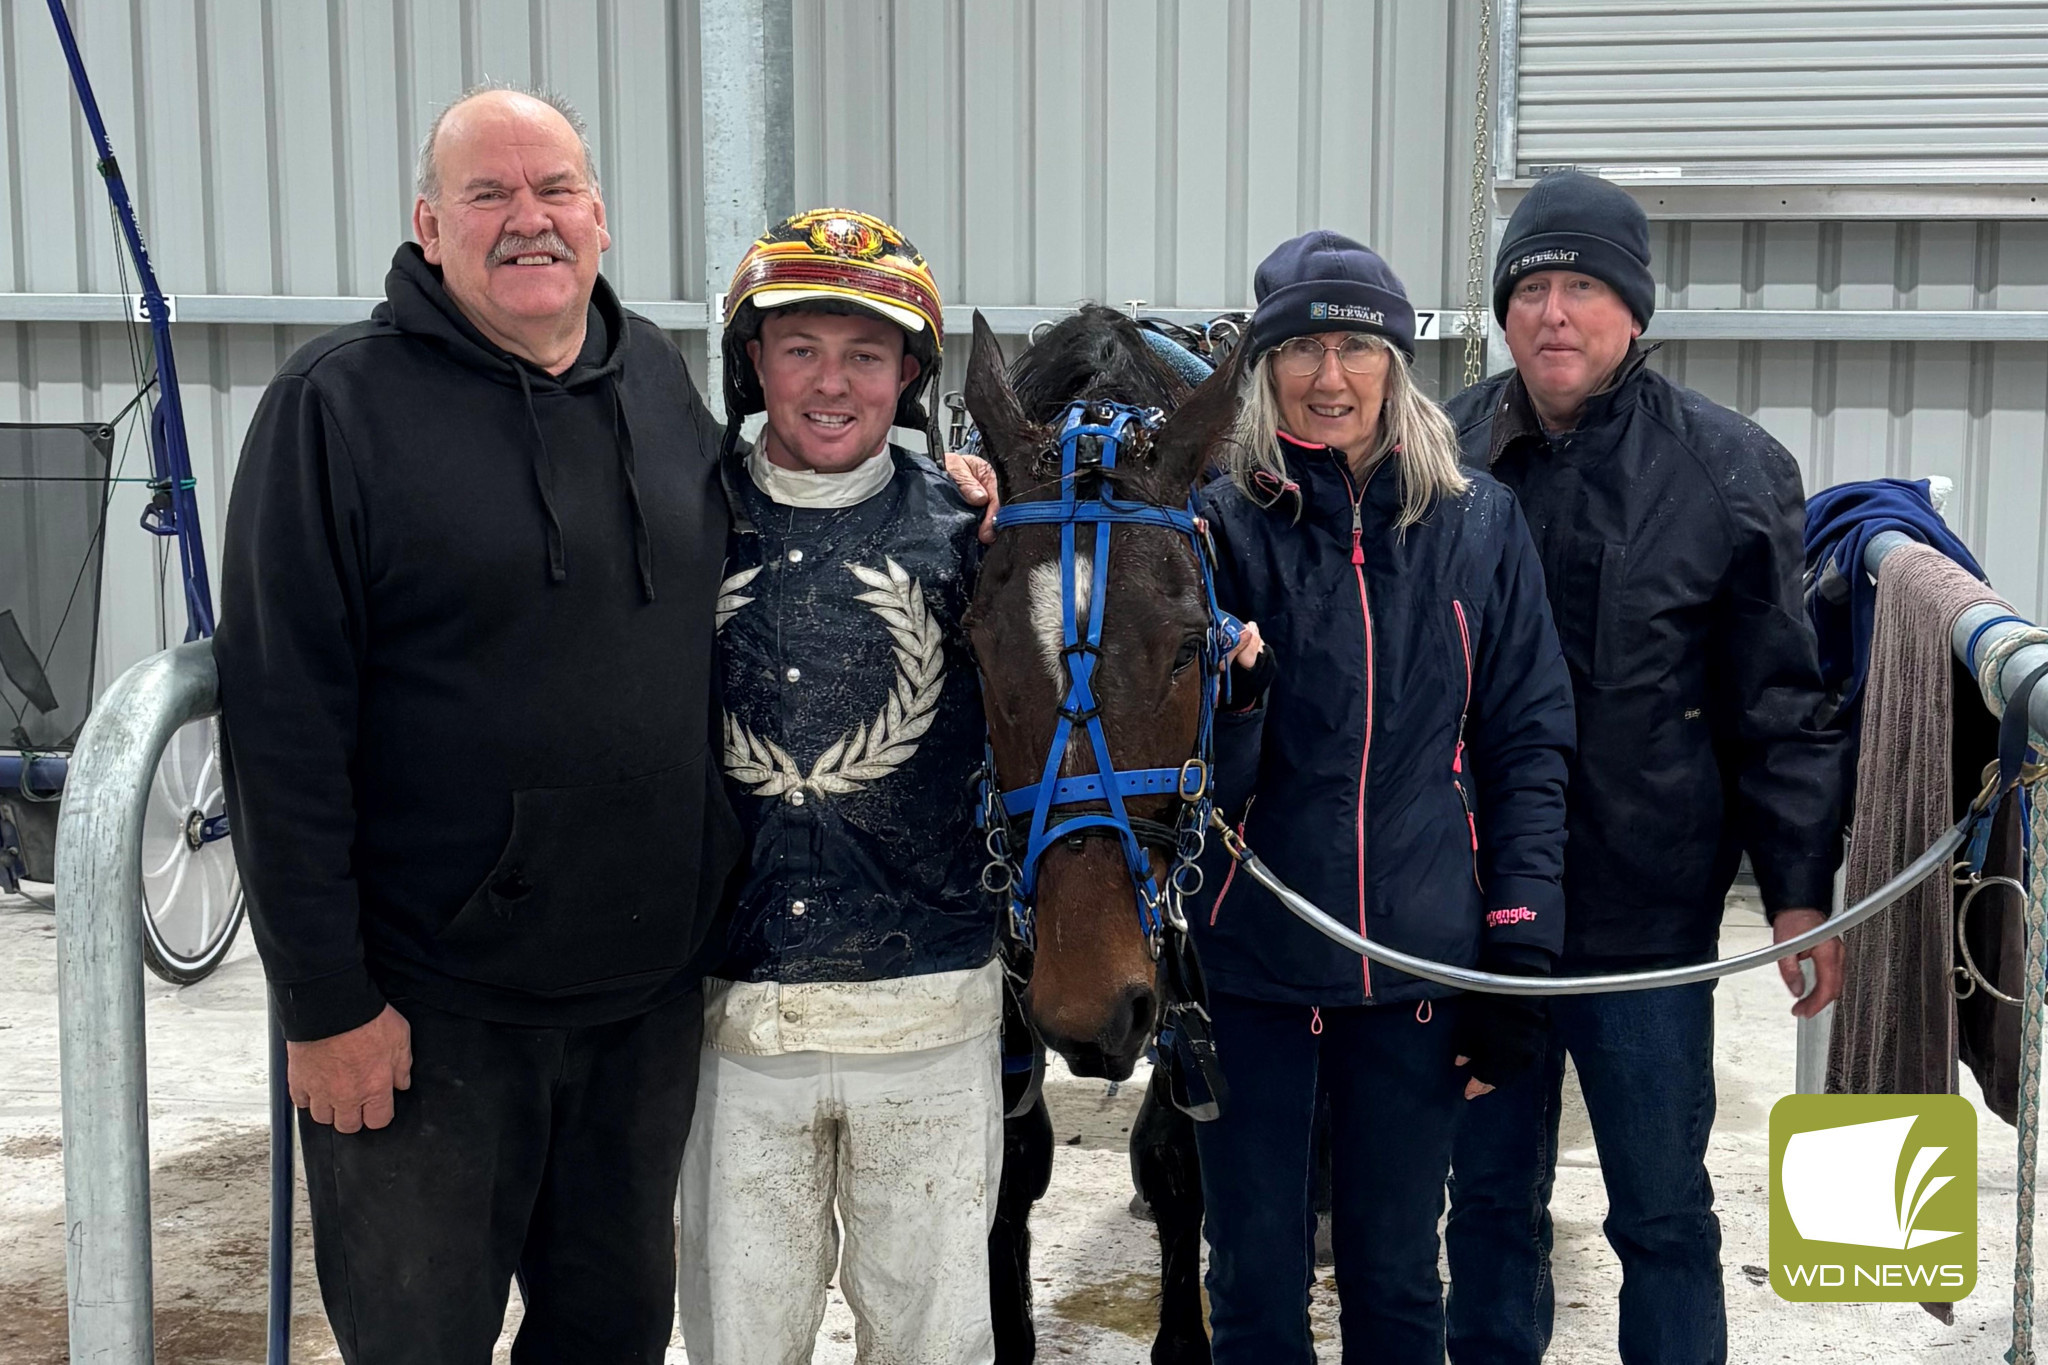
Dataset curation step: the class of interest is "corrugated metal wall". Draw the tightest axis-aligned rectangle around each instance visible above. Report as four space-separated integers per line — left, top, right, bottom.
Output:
2 1 2045 691
1 0 1488 687
1512 0 2048 180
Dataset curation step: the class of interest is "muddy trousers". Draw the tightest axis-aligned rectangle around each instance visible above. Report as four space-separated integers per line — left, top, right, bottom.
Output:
1193 991 1467 1365
298 990 701 1365
676 1034 1004 1365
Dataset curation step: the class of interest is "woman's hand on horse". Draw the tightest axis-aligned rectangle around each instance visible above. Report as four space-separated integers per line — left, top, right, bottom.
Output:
944 451 1001 543
1229 621 1263 668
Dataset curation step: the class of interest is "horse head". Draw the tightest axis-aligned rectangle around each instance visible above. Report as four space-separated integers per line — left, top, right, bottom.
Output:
964 307 1243 1079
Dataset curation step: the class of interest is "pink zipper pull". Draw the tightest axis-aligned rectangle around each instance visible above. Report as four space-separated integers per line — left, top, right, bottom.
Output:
1309 1006 1325 1036
1453 740 1464 774
1350 503 1365 566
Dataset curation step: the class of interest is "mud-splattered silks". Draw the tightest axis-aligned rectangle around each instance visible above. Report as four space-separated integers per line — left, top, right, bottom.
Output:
711 445 993 988
720 557 944 802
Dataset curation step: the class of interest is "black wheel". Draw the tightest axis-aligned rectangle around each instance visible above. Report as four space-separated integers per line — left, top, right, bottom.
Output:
140 717 245 984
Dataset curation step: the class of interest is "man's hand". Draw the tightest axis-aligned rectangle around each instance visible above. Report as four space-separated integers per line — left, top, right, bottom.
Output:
1772 908 1841 1019
287 1004 413 1133
943 451 1000 543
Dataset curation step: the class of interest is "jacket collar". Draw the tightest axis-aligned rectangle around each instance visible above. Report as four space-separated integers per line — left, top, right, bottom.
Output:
1269 431 1399 523
1486 341 1657 467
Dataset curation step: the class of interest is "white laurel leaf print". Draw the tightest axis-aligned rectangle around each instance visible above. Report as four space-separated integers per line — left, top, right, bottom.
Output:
715 565 763 632
720 556 945 802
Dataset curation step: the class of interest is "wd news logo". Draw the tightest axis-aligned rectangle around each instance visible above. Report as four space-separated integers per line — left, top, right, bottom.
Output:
1769 1095 1976 1302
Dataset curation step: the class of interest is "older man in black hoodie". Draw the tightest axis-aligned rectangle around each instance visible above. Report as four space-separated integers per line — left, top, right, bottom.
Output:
216 87 738 1362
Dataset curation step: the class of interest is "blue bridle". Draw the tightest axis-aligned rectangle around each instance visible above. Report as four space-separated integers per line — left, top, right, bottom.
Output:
980 400 1245 959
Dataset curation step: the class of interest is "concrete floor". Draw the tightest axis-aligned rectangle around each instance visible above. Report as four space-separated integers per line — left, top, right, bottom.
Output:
0 886 2037 1362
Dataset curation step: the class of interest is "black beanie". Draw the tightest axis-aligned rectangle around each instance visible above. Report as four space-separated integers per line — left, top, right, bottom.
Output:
1492 171 1654 327
1249 230 1416 362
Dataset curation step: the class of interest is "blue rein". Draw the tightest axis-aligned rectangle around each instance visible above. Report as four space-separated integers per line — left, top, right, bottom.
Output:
981 400 1244 958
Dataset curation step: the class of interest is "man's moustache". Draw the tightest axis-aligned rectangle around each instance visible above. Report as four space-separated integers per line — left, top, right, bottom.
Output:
488 234 577 264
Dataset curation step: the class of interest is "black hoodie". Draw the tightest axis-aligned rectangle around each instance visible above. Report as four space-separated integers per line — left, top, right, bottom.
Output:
217 244 741 1041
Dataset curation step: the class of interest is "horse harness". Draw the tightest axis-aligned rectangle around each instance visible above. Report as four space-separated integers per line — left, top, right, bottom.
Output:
976 399 1241 1118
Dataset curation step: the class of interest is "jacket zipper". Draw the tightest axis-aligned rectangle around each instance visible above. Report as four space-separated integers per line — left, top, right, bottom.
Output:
1342 464 1375 999
1452 600 1482 891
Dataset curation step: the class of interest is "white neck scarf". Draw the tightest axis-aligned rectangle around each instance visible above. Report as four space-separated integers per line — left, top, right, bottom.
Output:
747 443 895 509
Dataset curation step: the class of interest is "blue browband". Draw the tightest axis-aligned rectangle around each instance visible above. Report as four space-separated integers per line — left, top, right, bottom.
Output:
981 401 1245 957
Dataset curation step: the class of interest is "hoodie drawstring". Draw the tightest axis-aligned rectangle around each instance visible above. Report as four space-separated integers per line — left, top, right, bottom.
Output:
611 377 656 602
513 364 569 584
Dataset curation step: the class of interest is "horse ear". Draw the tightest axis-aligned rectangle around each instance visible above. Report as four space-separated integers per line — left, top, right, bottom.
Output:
1151 339 1247 496
963 311 1032 493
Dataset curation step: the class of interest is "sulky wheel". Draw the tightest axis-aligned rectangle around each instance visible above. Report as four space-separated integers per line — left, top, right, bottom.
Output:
140 716 245 984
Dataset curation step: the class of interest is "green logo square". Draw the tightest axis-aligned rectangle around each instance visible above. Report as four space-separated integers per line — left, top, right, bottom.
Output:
1769 1094 1976 1302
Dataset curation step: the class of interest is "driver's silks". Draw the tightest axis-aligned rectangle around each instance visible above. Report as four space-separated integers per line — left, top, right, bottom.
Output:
1156 928 1228 1122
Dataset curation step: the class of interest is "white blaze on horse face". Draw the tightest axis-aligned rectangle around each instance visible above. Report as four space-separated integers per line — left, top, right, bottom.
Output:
1027 552 1092 688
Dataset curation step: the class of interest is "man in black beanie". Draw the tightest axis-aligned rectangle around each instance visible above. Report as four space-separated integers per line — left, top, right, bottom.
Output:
1442 170 1846 1365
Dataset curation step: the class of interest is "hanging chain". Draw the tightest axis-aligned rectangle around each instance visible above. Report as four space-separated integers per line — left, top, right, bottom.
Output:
1461 0 1495 390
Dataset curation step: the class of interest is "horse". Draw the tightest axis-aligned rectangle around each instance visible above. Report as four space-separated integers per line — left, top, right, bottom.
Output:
965 305 1243 1365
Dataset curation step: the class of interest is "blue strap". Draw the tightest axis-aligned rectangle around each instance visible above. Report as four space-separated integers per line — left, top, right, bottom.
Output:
990 398 1237 952
1969 614 2032 673
1002 766 1198 818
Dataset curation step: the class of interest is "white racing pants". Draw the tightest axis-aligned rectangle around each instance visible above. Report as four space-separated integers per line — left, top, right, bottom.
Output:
677 1032 1005 1365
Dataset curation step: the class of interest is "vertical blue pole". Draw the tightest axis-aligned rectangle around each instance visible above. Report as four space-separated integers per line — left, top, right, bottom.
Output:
44 0 216 638
267 1004 294 1365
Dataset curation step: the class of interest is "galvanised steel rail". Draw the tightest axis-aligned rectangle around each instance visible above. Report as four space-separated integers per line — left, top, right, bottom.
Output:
53 638 295 1365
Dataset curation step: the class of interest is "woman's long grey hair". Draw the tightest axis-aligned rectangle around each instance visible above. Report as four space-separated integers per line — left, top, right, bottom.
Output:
1224 337 1469 530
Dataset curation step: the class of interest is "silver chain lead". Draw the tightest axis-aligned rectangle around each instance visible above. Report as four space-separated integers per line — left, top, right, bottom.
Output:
1462 0 1494 390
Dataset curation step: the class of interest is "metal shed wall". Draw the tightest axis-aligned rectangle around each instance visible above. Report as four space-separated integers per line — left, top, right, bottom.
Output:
0 0 1492 687
3 1 2046 687
1510 0 2048 182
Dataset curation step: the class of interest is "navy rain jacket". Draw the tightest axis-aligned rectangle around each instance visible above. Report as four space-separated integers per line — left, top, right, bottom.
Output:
714 446 995 984
1192 437 1577 1008
1446 351 1844 964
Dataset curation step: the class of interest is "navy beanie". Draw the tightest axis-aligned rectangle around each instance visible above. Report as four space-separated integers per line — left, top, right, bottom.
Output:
1492 170 1655 327
1249 231 1417 362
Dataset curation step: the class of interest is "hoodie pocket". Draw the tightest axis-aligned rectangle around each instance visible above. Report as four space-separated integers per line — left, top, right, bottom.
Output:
438 749 732 995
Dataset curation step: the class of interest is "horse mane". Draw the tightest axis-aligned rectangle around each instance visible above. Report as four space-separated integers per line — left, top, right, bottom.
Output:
1007 304 1192 425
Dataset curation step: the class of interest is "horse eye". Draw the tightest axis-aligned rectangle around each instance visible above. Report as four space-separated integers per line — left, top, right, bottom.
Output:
1172 635 1203 673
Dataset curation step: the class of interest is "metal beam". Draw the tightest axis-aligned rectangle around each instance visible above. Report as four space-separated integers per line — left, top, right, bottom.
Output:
16 295 2048 343
1495 178 2048 223
698 0 794 421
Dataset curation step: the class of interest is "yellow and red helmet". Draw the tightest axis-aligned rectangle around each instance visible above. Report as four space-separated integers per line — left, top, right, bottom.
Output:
719 208 945 445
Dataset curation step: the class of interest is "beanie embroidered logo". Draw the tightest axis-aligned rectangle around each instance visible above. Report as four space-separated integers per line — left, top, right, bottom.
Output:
1308 301 1384 325
1512 248 1581 275
1768 1095 1976 1303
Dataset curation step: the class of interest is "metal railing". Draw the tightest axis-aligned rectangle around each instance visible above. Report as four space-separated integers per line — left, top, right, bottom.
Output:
53 637 292 1365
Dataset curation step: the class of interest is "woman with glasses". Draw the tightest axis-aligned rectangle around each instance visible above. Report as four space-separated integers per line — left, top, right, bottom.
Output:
1191 231 1577 1363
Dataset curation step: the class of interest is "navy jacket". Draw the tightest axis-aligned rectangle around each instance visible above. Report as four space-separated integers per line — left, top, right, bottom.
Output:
1447 353 1844 963
714 447 995 983
1192 437 1576 1007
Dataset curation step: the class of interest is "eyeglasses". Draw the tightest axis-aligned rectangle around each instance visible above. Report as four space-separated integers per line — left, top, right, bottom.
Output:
1272 335 1384 377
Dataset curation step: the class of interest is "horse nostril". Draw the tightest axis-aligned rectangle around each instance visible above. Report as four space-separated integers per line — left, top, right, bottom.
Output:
1103 985 1156 1052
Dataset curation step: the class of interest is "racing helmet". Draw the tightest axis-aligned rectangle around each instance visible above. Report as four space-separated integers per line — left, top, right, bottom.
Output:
719 208 945 458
